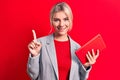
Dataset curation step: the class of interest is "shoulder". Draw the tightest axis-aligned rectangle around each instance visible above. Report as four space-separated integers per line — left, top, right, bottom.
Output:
69 36 81 49
37 34 53 44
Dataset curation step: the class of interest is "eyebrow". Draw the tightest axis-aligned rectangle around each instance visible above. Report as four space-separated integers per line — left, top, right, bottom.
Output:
64 17 69 20
53 17 69 20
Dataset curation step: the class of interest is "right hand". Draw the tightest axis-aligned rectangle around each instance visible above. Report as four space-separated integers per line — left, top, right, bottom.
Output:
28 30 42 57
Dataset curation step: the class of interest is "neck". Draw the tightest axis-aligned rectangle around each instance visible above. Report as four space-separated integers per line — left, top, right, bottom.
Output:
54 33 68 41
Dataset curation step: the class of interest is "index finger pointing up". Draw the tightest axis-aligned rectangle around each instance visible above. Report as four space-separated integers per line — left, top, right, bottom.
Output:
32 30 37 40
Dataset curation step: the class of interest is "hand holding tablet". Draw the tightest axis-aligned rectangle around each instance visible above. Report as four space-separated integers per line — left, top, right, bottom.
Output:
76 34 106 65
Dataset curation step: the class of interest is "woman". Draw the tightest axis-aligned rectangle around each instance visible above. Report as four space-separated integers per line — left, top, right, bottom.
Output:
27 2 99 80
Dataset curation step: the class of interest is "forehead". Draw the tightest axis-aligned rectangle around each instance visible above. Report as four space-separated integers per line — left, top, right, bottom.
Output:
53 11 68 18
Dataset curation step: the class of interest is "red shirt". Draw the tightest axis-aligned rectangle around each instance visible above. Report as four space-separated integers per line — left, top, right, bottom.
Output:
54 40 71 80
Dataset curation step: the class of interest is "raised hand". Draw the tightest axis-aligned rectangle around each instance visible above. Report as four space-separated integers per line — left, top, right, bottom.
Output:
83 49 99 68
28 30 42 57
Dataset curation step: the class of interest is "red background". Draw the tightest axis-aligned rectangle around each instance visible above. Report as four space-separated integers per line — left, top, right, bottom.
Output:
0 0 120 80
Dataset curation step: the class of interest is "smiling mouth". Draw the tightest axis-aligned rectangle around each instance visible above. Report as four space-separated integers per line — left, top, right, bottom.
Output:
57 27 66 32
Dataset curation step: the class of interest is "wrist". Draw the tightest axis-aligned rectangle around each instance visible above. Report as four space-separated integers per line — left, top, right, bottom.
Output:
31 53 39 57
83 63 91 69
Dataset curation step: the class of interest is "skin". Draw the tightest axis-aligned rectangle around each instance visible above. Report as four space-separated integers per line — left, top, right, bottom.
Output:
28 11 99 68
28 30 41 57
52 11 70 41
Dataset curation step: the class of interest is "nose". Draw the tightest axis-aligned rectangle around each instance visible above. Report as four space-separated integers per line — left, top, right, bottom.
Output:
59 20 64 27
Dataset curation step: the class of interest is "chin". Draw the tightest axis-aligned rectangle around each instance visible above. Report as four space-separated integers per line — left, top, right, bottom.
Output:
57 32 67 36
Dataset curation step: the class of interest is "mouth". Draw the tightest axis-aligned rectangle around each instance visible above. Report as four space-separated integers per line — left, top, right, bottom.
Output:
57 26 67 32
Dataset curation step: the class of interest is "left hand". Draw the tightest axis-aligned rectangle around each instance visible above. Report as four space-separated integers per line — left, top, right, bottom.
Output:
83 49 99 69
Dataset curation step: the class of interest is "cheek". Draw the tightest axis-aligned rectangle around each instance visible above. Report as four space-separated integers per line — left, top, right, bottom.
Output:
66 21 70 28
52 21 59 27
52 22 59 30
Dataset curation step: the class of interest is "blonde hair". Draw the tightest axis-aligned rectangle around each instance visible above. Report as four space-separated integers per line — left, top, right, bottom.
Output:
50 2 73 30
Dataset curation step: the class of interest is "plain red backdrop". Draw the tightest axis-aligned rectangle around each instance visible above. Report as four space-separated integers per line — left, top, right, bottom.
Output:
0 0 120 80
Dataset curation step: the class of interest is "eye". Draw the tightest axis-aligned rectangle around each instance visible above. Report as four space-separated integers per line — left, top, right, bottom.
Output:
53 18 60 22
64 17 69 21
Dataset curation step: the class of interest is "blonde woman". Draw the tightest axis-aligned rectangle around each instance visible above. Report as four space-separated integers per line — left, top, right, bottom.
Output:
27 2 99 80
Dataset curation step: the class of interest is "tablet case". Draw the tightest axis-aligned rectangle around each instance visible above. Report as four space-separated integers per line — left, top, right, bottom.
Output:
75 34 106 64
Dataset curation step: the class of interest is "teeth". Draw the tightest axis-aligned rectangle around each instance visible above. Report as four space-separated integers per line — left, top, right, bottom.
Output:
58 27 66 31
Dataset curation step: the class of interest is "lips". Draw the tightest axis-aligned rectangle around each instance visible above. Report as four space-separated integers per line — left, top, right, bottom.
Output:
57 26 67 32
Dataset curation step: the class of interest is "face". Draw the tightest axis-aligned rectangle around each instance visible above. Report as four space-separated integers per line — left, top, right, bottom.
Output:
52 11 70 36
